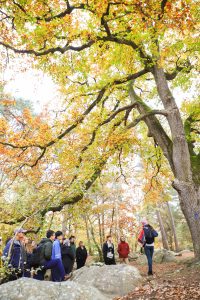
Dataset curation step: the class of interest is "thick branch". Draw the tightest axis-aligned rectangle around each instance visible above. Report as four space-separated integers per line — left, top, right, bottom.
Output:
0 69 148 151
129 84 174 172
127 109 168 129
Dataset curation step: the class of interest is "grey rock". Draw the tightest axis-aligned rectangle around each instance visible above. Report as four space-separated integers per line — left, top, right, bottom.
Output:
137 254 147 265
128 252 139 261
0 277 106 300
153 249 177 263
72 264 141 298
90 262 104 267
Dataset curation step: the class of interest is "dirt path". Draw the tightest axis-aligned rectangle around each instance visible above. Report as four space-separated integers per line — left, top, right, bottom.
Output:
115 254 200 300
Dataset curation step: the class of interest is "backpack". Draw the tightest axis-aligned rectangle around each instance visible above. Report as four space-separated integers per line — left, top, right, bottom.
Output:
144 226 158 243
30 244 45 267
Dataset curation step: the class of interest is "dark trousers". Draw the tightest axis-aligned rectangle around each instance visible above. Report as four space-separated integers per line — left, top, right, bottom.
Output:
76 260 86 269
144 246 154 274
34 259 65 282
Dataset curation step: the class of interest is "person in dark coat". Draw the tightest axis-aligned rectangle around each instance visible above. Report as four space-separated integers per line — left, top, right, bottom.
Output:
2 228 27 280
24 238 36 277
102 235 116 265
76 241 88 269
61 239 75 276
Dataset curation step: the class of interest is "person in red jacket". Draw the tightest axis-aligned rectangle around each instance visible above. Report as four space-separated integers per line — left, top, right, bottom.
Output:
117 236 130 264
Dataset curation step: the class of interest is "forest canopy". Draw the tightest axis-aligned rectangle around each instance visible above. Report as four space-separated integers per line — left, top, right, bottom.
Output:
0 0 199 256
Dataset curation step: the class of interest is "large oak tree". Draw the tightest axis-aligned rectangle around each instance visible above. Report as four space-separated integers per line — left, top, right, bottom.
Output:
0 1 200 257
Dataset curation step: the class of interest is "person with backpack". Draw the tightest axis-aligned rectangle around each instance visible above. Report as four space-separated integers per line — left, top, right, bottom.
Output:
51 231 66 281
138 220 158 276
76 241 88 269
2 228 27 280
118 236 130 264
32 230 66 281
102 235 116 265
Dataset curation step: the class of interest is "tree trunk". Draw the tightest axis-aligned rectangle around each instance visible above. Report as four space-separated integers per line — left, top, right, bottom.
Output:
173 180 200 258
84 216 93 255
102 210 105 241
153 65 200 258
156 209 169 250
115 196 120 244
97 212 103 248
166 202 180 252
110 206 115 235
88 217 103 261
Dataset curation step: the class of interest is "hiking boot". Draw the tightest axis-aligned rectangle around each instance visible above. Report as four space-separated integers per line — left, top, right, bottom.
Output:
148 271 153 276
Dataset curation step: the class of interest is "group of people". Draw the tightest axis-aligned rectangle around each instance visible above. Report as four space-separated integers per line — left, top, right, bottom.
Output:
102 220 158 276
2 229 88 282
1 219 158 282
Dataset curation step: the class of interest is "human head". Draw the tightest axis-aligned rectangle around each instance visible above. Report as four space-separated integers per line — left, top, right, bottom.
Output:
25 238 35 253
55 231 63 242
69 235 76 243
120 236 125 242
107 235 112 242
46 230 55 241
141 218 148 227
79 241 84 247
14 228 27 240
63 239 70 246
23 236 29 244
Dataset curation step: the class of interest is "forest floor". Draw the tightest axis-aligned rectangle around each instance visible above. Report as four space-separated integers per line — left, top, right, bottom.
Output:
115 252 200 300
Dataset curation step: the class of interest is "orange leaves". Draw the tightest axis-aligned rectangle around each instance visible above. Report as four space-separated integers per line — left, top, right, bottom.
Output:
0 99 16 106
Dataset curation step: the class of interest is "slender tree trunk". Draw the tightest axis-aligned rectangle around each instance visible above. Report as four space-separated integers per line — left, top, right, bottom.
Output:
48 212 54 230
61 211 68 234
97 213 103 248
110 206 115 235
84 216 92 255
166 202 180 252
102 211 105 241
115 196 120 244
88 217 103 261
156 209 169 250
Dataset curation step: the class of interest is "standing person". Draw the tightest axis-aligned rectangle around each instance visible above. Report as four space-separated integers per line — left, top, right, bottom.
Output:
76 241 88 269
61 239 74 277
33 230 66 282
51 231 65 282
2 228 27 280
24 238 36 278
69 235 76 270
102 235 116 265
138 220 158 276
118 236 130 264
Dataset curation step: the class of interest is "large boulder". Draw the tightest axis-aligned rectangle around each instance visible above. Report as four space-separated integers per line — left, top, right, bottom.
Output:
153 249 177 263
0 277 106 300
72 264 141 298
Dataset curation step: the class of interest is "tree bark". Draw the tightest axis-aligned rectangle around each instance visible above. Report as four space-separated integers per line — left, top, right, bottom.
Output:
156 209 169 250
84 216 93 255
173 180 200 258
153 65 200 258
88 216 103 261
166 202 180 252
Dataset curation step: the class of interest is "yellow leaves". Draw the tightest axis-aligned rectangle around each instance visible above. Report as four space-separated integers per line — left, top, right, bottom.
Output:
0 99 16 106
